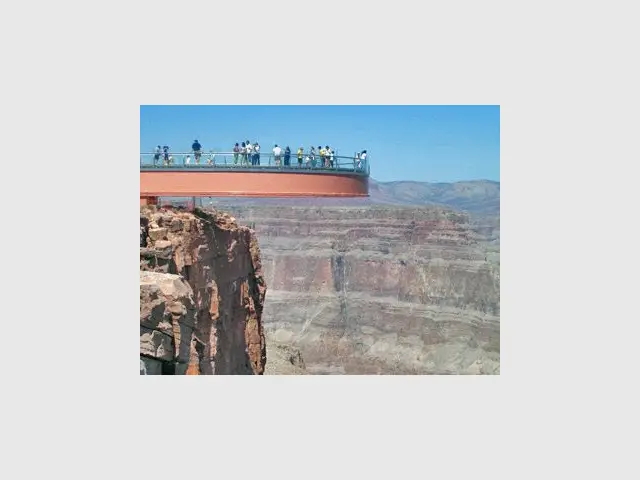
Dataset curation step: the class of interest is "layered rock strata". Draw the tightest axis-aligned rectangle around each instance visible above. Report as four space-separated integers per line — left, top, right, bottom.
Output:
211 205 500 375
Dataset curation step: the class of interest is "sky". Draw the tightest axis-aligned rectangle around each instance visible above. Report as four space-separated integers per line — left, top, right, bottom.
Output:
140 105 499 183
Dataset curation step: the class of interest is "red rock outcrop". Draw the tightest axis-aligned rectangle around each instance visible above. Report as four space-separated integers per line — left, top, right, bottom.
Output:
140 206 266 374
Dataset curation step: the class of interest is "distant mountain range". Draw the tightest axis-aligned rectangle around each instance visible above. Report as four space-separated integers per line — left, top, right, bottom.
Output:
367 179 499 215
204 179 500 217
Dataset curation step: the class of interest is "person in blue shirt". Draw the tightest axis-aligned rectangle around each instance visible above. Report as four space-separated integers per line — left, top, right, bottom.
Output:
192 139 202 164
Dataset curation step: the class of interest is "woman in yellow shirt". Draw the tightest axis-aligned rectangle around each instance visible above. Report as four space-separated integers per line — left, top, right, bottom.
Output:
297 147 304 167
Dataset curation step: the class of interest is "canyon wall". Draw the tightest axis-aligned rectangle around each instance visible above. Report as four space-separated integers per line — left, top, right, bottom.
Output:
139 207 267 375
212 205 500 374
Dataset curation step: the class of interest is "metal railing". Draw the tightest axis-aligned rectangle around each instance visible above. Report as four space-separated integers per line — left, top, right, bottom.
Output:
140 152 370 175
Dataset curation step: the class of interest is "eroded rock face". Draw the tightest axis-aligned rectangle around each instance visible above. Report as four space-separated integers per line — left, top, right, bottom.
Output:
140 206 267 375
140 271 196 374
214 205 500 375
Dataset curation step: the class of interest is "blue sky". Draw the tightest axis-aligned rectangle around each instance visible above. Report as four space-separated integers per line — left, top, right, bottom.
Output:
140 105 499 183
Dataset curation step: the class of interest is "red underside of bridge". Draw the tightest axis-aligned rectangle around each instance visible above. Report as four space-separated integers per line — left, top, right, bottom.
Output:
140 170 369 205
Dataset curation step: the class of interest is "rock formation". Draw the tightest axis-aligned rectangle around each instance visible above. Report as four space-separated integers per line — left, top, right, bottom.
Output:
140 206 267 374
264 342 307 375
140 271 197 375
208 205 500 374
140 179 500 375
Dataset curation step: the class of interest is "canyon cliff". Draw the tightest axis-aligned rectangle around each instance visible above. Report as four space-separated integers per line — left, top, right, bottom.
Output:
140 179 500 375
139 206 267 374
207 204 500 374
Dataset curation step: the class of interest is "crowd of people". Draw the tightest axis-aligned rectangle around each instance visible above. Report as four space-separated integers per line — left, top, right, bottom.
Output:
150 139 368 170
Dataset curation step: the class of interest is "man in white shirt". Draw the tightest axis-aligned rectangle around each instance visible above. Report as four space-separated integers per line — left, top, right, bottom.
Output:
272 144 282 166
246 142 254 166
